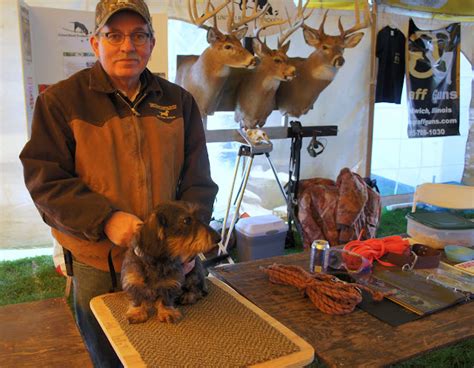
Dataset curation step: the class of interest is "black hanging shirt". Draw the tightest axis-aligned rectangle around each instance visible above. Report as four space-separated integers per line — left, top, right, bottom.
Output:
375 26 406 104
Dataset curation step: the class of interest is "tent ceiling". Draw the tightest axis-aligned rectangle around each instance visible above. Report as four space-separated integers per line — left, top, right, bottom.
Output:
378 0 474 17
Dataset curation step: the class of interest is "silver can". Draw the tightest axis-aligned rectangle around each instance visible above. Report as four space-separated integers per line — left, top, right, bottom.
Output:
309 240 330 273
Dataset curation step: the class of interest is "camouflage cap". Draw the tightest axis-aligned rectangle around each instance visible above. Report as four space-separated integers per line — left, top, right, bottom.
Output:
95 0 153 32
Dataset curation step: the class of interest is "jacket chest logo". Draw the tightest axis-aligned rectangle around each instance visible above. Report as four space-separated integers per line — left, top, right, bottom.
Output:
149 103 177 121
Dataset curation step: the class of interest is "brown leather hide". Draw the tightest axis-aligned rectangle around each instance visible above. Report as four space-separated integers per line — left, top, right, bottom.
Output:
297 168 381 248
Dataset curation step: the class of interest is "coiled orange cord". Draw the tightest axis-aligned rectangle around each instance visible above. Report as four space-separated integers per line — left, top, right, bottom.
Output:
261 264 387 315
343 235 410 267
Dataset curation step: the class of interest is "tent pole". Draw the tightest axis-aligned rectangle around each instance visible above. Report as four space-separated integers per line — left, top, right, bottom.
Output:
365 0 378 177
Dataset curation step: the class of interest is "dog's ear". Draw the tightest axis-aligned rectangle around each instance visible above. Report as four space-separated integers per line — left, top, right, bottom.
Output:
129 225 142 249
155 211 168 228
138 212 167 256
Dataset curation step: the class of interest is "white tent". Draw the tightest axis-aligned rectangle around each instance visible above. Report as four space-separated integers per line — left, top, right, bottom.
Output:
0 0 473 253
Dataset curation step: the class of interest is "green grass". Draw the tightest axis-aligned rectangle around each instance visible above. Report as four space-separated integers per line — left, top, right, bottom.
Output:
1 208 473 366
390 338 474 368
0 256 66 306
376 207 411 238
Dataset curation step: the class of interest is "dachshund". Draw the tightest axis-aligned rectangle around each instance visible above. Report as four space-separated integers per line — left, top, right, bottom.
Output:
121 201 220 324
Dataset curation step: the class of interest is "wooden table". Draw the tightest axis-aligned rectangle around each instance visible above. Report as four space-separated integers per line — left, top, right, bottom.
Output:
0 298 92 368
210 252 474 367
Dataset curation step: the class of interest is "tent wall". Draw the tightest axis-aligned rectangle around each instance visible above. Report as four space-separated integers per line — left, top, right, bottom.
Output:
1 0 473 250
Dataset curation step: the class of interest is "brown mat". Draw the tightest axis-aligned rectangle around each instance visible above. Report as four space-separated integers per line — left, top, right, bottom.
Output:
91 277 314 367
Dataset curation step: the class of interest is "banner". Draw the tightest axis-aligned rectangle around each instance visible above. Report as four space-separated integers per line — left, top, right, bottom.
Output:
18 1 35 137
406 19 460 138
380 0 474 18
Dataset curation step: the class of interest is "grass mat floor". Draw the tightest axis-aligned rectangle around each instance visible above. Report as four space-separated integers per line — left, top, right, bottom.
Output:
1 208 473 367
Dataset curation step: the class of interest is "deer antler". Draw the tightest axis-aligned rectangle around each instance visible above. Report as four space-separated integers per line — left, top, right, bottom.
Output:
188 0 230 29
277 0 312 48
316 9 329 36
338 0 371 36
226 0 269 33
254 17 286 46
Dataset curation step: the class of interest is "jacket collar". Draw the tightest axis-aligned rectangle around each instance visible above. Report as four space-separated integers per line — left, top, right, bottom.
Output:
89 61 162 97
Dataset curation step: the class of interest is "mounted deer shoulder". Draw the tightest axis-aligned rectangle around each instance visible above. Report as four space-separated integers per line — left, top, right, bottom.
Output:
276 3 370 118
235 0 311 129
175 0 267 117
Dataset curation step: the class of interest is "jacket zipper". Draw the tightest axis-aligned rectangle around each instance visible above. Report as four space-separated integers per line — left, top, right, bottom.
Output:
116 92 147 116
116 91 152 216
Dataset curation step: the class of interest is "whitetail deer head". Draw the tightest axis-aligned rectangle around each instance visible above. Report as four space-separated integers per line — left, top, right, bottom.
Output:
175 0 267 116
235 0 311 128
276 1 370 117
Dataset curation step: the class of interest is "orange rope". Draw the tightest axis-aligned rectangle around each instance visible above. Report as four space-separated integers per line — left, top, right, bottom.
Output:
343 236 410 267
261 264 387 315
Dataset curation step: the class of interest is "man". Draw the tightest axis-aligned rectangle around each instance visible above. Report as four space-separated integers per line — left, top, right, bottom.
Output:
19 0 218 366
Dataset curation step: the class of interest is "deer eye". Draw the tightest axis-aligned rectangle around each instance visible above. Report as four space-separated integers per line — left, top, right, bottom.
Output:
322 45 329 50
224 44 232 50
182 217 192 225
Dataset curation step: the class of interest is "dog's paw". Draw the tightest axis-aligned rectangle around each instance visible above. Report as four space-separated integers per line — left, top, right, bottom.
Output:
158 306 182 323
126 305 149 324
179 291 203 305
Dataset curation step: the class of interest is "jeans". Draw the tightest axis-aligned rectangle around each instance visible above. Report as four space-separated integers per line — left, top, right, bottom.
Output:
72 260 123 368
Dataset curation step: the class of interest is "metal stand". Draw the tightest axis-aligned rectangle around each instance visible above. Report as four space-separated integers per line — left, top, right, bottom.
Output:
218 143 287 263
215 123 338 263
285 121 339 246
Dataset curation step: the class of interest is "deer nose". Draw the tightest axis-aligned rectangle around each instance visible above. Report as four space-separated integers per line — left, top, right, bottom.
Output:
334 56 345 67
247 57 258 68
285 68 296 81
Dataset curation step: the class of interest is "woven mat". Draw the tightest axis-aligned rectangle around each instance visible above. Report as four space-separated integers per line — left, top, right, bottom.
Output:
94 278 311 367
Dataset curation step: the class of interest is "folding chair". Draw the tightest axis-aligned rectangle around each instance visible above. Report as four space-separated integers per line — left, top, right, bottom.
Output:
411 183 474 212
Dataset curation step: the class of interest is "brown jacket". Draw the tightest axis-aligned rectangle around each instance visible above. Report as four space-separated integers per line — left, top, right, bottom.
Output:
20 62 218 271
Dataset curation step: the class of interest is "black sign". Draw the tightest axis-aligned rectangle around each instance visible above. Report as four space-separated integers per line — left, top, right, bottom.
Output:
406 19 460 138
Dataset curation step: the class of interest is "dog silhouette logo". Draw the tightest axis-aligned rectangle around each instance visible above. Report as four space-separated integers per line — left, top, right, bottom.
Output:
149 103 177 121
71 21 89 35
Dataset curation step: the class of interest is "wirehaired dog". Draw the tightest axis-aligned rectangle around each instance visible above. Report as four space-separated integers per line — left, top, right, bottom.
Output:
121 201 220 324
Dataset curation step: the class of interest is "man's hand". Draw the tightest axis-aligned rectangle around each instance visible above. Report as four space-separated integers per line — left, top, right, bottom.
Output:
104 211 143 247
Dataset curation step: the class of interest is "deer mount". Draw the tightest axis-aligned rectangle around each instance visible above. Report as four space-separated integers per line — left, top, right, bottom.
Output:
175 0 371 129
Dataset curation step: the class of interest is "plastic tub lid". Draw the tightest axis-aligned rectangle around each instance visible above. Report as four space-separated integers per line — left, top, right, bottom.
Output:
406 211 474 230
235 215 287 237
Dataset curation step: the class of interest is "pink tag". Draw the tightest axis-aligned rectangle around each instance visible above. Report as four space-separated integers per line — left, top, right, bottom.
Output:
183 259 196 275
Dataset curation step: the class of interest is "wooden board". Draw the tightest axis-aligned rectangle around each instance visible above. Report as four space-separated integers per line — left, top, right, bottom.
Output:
0 298 92 368
90 277 314 367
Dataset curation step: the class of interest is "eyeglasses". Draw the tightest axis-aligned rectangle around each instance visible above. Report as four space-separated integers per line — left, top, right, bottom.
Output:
98 31 151 46
326 249 372 274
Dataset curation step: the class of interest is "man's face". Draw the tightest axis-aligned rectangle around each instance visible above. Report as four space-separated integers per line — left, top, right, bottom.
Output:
90 11 155 84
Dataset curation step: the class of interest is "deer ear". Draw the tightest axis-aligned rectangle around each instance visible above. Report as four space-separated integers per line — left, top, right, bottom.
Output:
234 26 248 41
344 32 364 48
303 28 321 47
280 41 291 54
252 39 270 58
207 27 223 44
